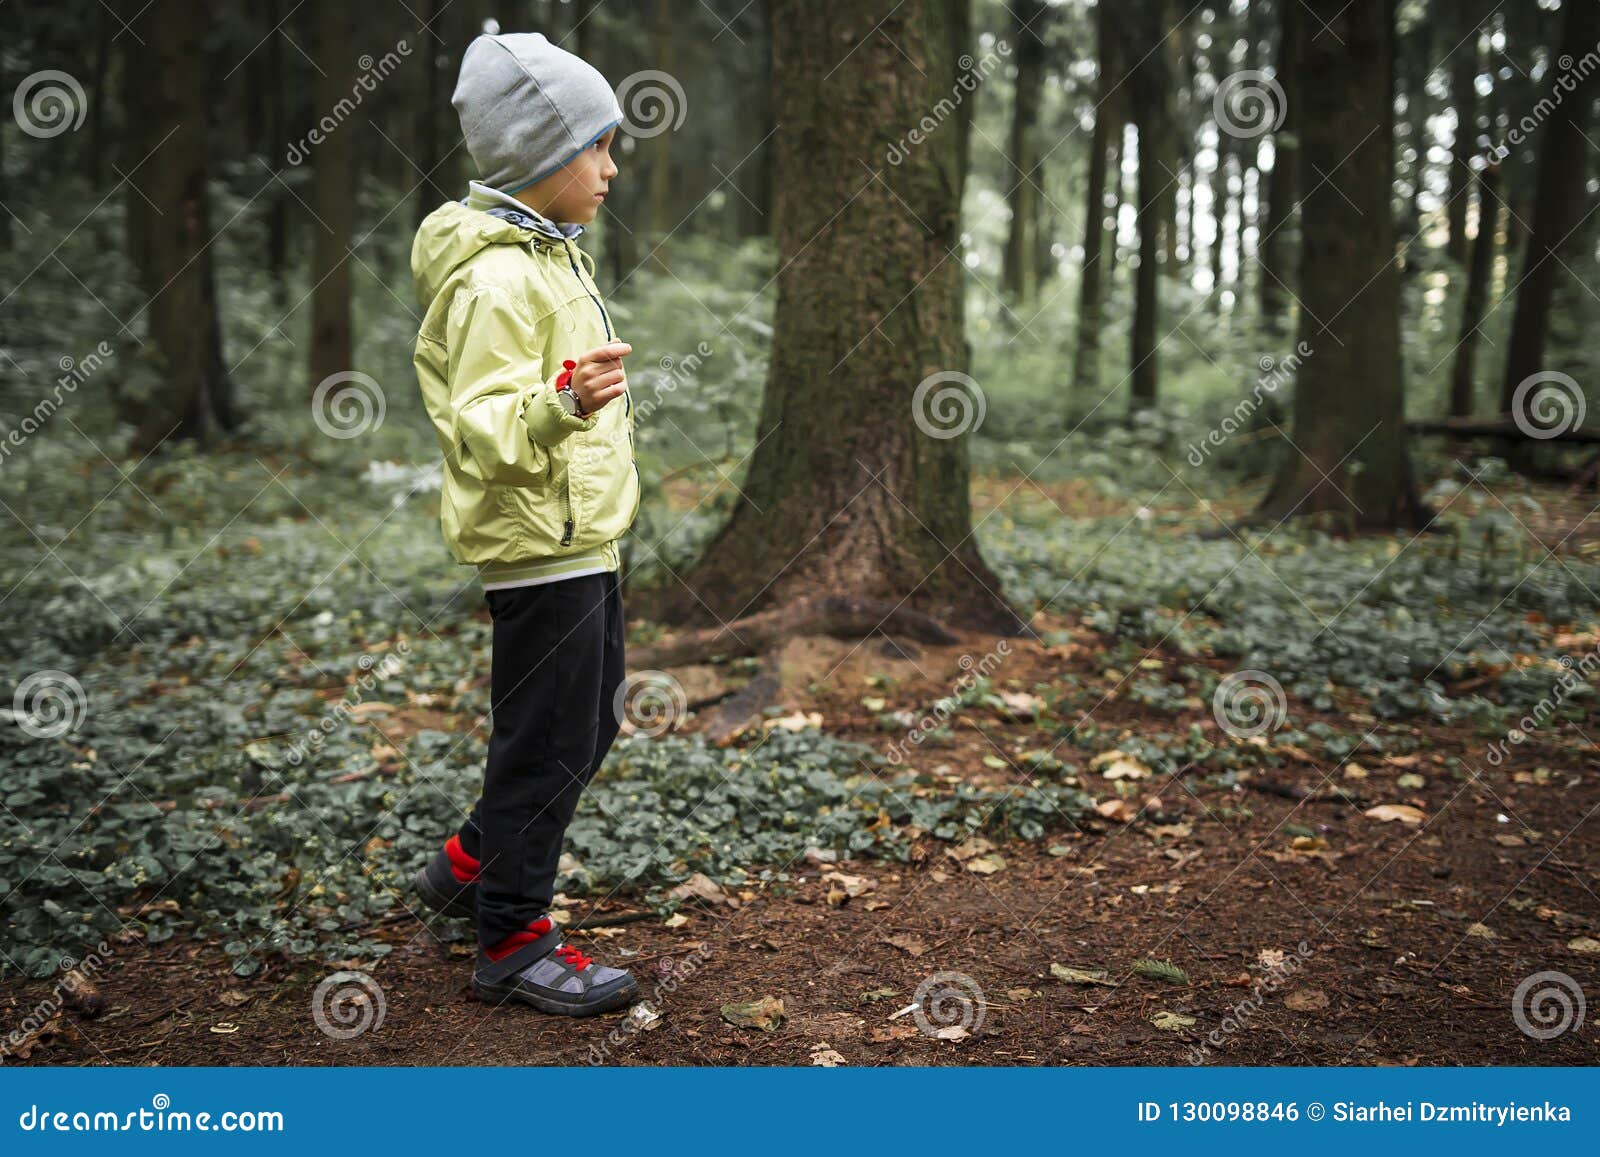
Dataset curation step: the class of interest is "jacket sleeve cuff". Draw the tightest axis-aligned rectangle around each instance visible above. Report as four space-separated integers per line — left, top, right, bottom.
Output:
523 382 598 448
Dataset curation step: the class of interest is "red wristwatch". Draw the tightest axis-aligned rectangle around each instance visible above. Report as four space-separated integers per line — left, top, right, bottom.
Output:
554 359 586 417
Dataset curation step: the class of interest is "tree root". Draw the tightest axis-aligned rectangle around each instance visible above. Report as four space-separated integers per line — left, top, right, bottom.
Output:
629 594 962 669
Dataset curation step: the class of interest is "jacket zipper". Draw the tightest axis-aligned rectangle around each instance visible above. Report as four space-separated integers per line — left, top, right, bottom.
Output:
560 469 574 546
564 240 641 507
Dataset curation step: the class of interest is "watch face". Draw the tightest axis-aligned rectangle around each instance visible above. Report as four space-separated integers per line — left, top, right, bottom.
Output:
558 389 580 415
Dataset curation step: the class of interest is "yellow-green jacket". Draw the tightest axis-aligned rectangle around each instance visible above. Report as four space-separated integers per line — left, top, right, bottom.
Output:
411 182 639 588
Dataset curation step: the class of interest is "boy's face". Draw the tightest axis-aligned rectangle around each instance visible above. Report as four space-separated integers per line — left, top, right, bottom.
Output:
516 127 619 225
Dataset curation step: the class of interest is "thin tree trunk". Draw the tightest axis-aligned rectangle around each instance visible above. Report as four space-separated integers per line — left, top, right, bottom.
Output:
1002 0 1047 304
1258 0 1301 334
1498 0 1598 449
1072 2 1113 395
1445 7 1481 264
1449 163 1500 418
1128 0 1173 416
309 1 357 390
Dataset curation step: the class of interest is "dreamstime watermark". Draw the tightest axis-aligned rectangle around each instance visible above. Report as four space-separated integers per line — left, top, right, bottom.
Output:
584 944 710 1065
281 642 410 768
911 970 987 1038
312 371 386 438
310 970 386 1040
1511 970 1587 1041
1 941 114 1060
1214 69 1286 139
1 342 116 470
1186 341 1313 467
912 370 986 439
885 40 1011 165
613 669 687 737
1187 941 1314 1063
285 43 412 165
1487 39 1600 164
1482 642 1599 768
1212 669 1288 741
1509 370 1585 440
616 70 687 139
10 670 88 739
883 640 1010 765
12 70 86 138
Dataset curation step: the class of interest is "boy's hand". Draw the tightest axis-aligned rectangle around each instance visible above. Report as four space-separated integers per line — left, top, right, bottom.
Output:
569 342 631 416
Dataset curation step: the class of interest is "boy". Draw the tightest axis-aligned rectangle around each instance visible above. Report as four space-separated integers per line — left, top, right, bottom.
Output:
408 31 641 1017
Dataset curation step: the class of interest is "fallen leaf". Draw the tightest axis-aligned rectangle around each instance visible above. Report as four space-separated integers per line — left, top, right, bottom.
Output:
870 1024 919 1042
1051 963 1119 987
763 710 823 733
859 987 900 1004
1284 988 1330 1012
626 1004 663 1032
720 996 785 1031
947 837 996 862
821 871 875 899
663 913 690 929
668 872 734 907
1148 822 1192 840
1465 922 1497 940
934 1025 971 1041
1150 1011 1196 1031
883 933 927 957
1093 750 1152 780
1096 798 1138 823
1396 772 1427 790
810 1044 847 1066
964 854 1007 875
1567 936 1600 955
1364 804 1426 826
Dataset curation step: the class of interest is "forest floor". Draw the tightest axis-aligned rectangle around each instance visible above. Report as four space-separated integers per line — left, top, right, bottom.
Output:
8 601 1599 1067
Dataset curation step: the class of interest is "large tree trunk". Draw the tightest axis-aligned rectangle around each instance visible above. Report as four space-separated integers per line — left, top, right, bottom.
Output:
651 0 1023 636
1258 0 1423 529
1128 0 1173 416
1257 0 1301 335
118 0 229 450
1001 0 1047 305
1449 163 1500 418
1071 1 1113 395
309 1 357 392
1498 0 1598 451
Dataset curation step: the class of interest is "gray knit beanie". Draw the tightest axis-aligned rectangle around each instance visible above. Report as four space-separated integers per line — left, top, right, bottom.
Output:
452 32 623 195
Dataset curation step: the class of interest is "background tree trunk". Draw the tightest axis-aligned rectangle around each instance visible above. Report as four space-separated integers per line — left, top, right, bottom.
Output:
118 0 228 449
1258 0 1301 335
1444 6 1481 265
1071 1 1113 395
1001 0 1047 305
1127 0 1173 416
1449 163 1500 418
1498 0 1598 450
651 0 1023 636
309 1 357 392
1259 0 1422 528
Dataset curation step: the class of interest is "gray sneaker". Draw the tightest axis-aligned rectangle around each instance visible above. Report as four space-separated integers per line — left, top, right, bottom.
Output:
413 844 477 920
473 919 639 1017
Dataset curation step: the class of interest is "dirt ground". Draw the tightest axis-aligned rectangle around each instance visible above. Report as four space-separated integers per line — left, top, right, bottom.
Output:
7 617 1600 1067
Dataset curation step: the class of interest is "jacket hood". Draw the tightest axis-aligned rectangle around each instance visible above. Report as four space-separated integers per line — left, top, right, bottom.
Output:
410 184 585 311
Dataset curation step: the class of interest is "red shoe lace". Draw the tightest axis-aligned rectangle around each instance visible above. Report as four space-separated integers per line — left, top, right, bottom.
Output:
554 942 593 972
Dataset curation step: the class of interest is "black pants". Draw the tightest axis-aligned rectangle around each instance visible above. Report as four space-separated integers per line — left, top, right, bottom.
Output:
456 570 624 947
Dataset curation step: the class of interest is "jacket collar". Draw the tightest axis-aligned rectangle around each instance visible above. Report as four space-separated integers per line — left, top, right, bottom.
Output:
463 180 584 244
